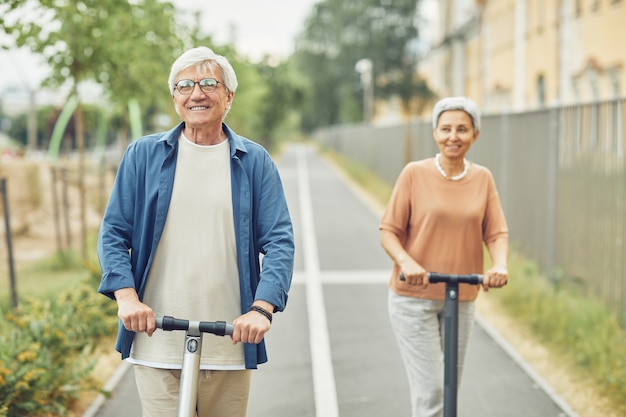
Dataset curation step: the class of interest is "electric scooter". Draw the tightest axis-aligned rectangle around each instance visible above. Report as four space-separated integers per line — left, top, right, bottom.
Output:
155 316 234 417
400 272 484 417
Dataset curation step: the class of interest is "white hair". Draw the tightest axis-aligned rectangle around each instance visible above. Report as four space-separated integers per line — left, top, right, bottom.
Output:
167 46 238 96
432 96 481 131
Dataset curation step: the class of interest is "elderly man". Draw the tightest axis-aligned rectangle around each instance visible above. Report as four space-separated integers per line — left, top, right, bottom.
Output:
97 46 295 417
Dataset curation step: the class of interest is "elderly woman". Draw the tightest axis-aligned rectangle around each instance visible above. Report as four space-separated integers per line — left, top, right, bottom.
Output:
97 47 294 417
379 96 509 417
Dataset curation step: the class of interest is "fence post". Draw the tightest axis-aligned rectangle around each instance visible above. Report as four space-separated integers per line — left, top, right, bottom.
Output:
499 112 510 216
51 167 64 253
60 168 72 250
1 178 18 309
546 107 560 276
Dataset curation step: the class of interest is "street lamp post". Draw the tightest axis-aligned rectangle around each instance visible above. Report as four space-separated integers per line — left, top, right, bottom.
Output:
355 58 373 123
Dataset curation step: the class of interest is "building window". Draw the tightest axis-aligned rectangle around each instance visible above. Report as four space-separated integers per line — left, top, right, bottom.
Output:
607 67 621 99
575 0 582 16
590 81 600 101
572 78 580 102
591 0 600 11
537 74 546 107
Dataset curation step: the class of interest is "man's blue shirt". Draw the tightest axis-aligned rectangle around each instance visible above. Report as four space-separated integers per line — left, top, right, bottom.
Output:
97 122 294 369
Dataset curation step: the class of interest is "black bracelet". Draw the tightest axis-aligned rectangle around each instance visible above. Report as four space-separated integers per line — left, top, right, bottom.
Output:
249 305 273 324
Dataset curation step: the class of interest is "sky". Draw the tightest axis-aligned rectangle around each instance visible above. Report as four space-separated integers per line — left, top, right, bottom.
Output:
172 0 320 61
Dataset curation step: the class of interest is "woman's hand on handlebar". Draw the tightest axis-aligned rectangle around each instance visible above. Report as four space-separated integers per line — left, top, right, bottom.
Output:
114 288 156 336
482 265 508 292
399 262 429 289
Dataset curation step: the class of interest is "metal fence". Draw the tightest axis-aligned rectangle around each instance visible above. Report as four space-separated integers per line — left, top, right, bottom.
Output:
312 99 626 320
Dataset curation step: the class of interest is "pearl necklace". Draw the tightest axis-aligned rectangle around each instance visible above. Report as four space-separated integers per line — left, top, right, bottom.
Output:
435 153 468 181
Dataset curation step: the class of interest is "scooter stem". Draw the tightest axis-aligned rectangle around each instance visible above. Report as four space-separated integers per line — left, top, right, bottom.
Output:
178 322 202 417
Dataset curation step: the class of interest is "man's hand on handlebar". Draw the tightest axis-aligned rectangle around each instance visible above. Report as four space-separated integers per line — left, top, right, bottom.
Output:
231 301 275 345
114 288 156 336
232 312 270 345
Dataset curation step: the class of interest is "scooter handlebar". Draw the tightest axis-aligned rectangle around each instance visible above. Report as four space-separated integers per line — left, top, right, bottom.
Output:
399 272 484 284
155 316 235 336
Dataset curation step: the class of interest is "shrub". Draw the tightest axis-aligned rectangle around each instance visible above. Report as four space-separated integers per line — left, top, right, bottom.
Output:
492 253 626 414
0 281 117 417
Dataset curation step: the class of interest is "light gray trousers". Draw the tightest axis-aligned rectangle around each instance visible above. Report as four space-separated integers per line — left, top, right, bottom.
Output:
388 290 476 417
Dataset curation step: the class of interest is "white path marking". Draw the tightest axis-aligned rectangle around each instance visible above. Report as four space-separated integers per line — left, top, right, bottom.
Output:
297 147 339 417
291 270 390 286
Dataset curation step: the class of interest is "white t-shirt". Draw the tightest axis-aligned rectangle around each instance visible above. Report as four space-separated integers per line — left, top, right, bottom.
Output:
129 134 245 370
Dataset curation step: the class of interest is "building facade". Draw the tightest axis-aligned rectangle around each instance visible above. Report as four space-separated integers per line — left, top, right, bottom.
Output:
417 0 626 114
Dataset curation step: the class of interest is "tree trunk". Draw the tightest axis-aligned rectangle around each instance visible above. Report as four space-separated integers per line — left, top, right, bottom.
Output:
74 102 88 261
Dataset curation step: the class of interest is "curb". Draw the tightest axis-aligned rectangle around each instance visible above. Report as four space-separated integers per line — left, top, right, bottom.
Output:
82 360 132 417
475 314 580 417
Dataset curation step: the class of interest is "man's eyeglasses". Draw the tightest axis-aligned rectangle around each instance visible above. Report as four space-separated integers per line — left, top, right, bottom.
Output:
175 78 222 95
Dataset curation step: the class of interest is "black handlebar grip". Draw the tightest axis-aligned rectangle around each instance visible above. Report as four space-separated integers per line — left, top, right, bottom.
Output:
155 316 234 336
428 273 483 285
156 316 190 331
199 321 235 336
399 272 484 285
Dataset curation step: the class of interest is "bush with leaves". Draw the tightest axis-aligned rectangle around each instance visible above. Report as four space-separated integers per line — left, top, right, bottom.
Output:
0 280 117 417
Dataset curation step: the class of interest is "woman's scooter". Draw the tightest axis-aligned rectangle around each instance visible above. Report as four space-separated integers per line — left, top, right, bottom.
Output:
400 272 484 417
155 316 234 417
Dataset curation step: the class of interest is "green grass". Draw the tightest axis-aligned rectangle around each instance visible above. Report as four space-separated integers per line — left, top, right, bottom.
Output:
319 143 626 415
493 252 626 414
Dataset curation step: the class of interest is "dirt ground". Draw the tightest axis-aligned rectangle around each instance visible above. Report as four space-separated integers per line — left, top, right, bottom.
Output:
0 158 618 417
0 158 111 262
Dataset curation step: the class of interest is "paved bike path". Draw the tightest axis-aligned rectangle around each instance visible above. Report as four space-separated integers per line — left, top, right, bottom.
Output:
90 143 577 417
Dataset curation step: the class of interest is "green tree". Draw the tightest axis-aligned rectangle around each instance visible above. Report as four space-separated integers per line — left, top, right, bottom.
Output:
0 0 185 259
252 57 308 150
0 0 299 153
0 0 187 145
90 0 185 144
4 104 103 151
294 0 432 129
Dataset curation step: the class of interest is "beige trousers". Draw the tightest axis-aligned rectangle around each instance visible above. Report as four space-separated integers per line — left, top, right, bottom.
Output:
133 365 251 417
